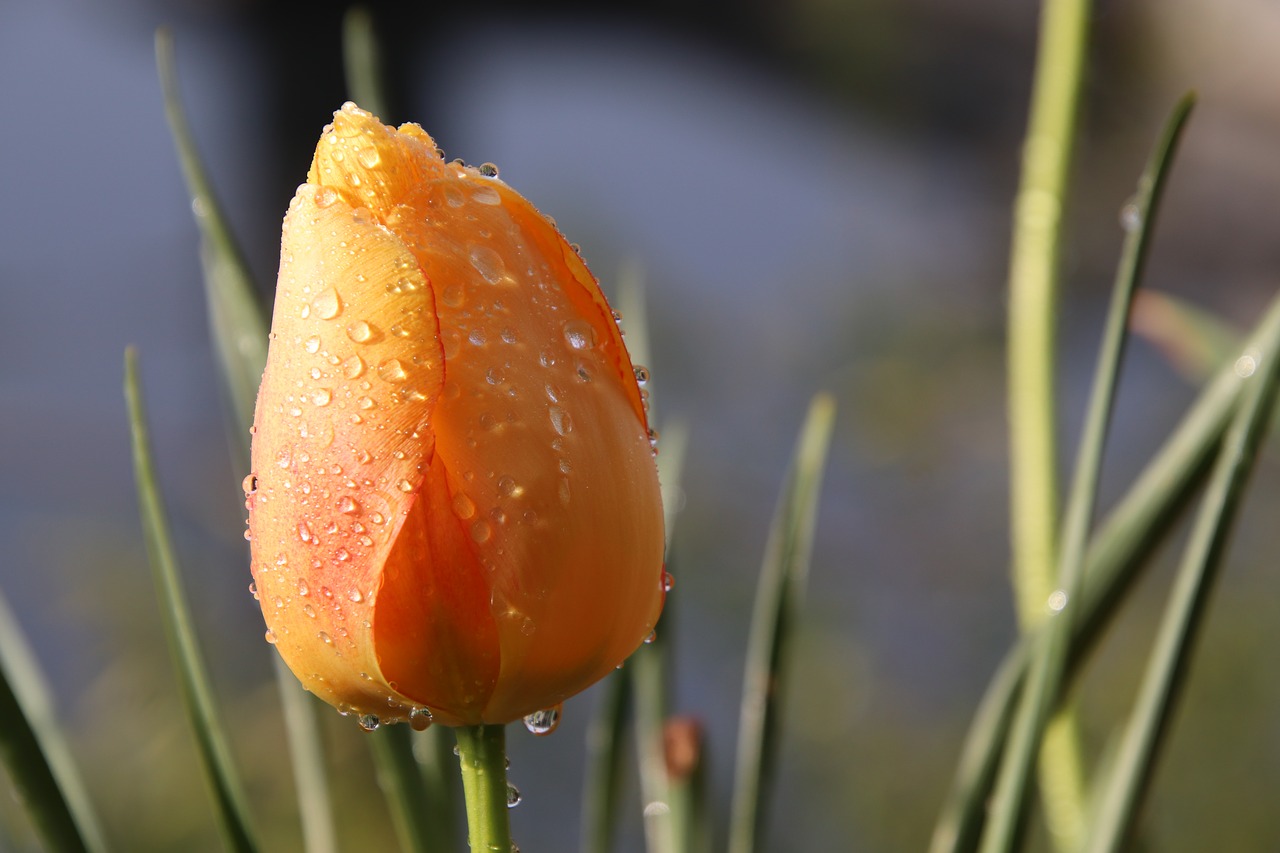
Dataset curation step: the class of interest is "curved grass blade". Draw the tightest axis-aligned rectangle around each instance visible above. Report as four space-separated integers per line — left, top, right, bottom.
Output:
1084 284 1280 853
979 93 1196 853
0 590 105 853
342 7 390 120
157 30 341 852
125 347 259 853
728 393 837 853
411 724 461 853
368 725 438 853
581 663 633 853
930 286 1280 853
156 27 268 461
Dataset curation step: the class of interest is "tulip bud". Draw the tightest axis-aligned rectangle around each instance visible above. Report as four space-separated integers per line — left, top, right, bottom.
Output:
245 103 664 728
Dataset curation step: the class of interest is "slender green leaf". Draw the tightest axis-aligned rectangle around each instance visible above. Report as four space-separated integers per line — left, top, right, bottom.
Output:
411 724 460 852
1005 0 1095 842
728 393 837 853
1085 280 1280 853
156 29 269 464
369 725 439 853
272 657 338 853
1131 290 1242 383
124 347 259 853
633 618 675 853
930 286 1280 853
581 665 633 853
158 30 343 852
979 93 1196 853
0 590 103 853
342 7 390 119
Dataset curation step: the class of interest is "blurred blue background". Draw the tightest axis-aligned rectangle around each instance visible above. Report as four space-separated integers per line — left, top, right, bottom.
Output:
3 0 1280 849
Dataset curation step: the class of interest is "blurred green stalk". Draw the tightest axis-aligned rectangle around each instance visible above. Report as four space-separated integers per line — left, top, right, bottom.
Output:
1006 0 1093 846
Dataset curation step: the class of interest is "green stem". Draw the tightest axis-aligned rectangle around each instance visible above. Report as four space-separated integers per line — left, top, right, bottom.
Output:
455 724 513 853
1006 0 1092 846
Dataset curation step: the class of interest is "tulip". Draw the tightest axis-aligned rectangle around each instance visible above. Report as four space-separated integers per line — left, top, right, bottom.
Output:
244 102 665 728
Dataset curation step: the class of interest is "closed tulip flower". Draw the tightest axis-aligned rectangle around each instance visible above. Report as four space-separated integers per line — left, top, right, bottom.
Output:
244 102 664 729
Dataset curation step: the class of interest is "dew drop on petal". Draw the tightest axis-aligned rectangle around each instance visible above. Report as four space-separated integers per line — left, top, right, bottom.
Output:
358 714 380 731
563 320 596 350
343 355 366 378
304 335 322 354
470 245 506 284
409 707 434 731
662 571 674 593
549 407 573 436
347 320 373 342
264 629 277 644
378 359 409 383
522 704 562 736
311 288 342 320
506 782 522 808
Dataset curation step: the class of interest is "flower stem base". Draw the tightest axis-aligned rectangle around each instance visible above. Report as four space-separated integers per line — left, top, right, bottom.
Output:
454 724 513 852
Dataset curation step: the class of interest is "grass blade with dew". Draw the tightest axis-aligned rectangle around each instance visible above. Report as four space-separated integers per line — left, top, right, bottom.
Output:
979 93 1196 853
124 347 259 853
0 589 106 853
342 6 390 120
368 725 440 853
728 393 837 853
1084 266 1280 853
930 286 1280 853
158 30 341 852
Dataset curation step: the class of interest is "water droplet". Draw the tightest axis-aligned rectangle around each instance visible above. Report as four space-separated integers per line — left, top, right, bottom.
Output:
471 520 492 543
522 704 562 736
478 162 500 178
357 146 381 168
1047 590 1069 612
314 186 338 208
506 782 522 808
350 322 376 344
303 603 317 619
662 571 674 593
470 245 506 284
248 581 259 599
563 320 596 350
311 288 342 320
558 478 571 505
468 327 488 347
242 474 258 495
409 707 434 731
318 631 333 644
1119 200 1142 232
486 367 505 385
633 365 650 385
397 478 414 493
1235 353 1259 378
549 407 573 436
297 521 314 543
343 355 366 378
313 389 332 406
298 578 310 596
334 548 351 562
265 629 278 644
338 495 359 514
358 714 380 731
357 396 377 410
472 186 502 205
644 629 657 644
497 476 523 498
452 492 477 519
304 335 322 354
378 358 409 383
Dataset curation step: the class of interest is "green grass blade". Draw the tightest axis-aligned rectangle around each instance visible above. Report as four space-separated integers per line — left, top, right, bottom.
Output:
412 724 461 853
1084 288 1280 853
728 393 837 853
271 657 338 853
633 621 675 853
124 347 259 853
369 725 439 853
1131 290 1242 383
581 667 633 853
342 7 390 119
156 27 268 461
158 30 344 852
0 588 105 853
979 93 1196 853
931 286 1280 853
